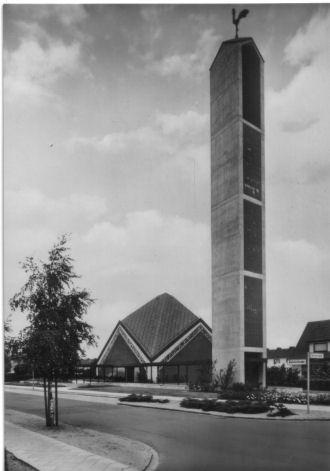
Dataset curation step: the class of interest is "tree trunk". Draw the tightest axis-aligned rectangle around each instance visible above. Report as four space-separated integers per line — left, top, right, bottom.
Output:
43 377 51 427
46 378 53 427
55 375 59 426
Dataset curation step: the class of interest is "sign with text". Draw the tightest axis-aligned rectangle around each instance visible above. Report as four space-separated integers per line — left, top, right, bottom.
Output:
310 353 324 359
288 359 306 365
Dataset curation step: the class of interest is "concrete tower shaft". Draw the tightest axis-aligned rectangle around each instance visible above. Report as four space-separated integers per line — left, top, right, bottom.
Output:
210 38 266 386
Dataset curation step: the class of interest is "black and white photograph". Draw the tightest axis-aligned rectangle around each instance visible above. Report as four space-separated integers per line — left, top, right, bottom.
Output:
3 3 330 470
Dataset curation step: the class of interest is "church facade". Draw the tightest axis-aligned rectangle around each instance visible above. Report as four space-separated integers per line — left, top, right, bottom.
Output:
97 293 212 384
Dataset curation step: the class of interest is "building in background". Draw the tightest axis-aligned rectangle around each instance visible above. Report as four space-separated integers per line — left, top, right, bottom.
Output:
295 320 330 357
267 320 330 377
210 36 266 386
267 347 296 368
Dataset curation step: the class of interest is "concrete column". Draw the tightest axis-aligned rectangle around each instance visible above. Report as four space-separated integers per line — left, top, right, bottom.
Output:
210 38 266 386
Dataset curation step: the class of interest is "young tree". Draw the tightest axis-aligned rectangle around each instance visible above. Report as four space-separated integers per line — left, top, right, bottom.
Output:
4 315 13 373
219 359 236 390
9 235 97 426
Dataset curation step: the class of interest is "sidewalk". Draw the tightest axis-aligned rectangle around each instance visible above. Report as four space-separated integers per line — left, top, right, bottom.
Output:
5 422 138 471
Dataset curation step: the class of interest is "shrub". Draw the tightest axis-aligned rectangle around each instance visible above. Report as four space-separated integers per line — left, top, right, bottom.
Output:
267 365 301 387
267 404 295 417
180 397 207 409
12 363 31 381
305 379 330 392
119 393 169 404
180 397 270 414
310 394 330 405
211 400 269 414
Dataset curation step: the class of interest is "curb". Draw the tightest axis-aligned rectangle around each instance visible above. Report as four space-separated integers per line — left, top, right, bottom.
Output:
118 401 330 421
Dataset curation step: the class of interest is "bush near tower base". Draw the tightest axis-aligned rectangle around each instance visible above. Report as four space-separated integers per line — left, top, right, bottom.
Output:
189 359 236 393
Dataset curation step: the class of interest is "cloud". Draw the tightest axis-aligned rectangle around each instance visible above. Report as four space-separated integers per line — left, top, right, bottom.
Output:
67 109 210 190
266 9 330 192
147 28 220 79
281 117 319 133
268 9 330 139
267 238 330 347
4 188 108 332
13 20 49 41
10 4 88 28
156 110 208 137
4 38 83 103
140 5 163 41
69 126 165 155
80 209 209 277
42 5 88 27
303 162 330 185
5 189 107 234
284 8 330 66
69 109 208 155
71 210 211 344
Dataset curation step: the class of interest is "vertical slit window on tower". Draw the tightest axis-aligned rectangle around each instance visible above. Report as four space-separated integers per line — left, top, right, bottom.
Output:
244 200 262 274
243 124 261 200
242 43 261 128
244 276 263 347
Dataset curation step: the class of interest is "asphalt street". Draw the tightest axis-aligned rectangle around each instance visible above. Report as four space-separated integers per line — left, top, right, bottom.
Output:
6 392 330 471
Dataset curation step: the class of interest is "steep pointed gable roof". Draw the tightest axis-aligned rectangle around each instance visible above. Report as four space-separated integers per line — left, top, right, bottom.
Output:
295 320 330 353
121 293 200 360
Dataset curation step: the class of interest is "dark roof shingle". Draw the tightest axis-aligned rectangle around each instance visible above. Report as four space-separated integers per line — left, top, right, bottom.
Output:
295 320 330 353
121 293 200 359
267 347 295 359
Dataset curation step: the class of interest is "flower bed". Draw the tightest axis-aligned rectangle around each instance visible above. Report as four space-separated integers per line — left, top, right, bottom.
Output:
219 388 330 406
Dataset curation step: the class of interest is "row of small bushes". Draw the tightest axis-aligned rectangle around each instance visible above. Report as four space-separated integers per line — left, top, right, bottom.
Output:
180 398 294 416
181 397 268 414
219 386 330 405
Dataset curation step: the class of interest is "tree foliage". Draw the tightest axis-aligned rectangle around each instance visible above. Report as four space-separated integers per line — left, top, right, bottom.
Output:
9 235 97 425
4 315 13 373
266 365 300 387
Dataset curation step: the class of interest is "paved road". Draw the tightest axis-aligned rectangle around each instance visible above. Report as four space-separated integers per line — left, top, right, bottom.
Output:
6 392 330 471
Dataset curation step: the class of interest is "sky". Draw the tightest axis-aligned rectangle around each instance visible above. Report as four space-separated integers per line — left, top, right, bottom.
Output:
3 3 330 358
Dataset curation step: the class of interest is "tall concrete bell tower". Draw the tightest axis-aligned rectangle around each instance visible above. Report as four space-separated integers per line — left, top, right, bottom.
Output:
210 37 266 386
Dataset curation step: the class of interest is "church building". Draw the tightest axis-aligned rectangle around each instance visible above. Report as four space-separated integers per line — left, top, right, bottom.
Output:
97 293 212 384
